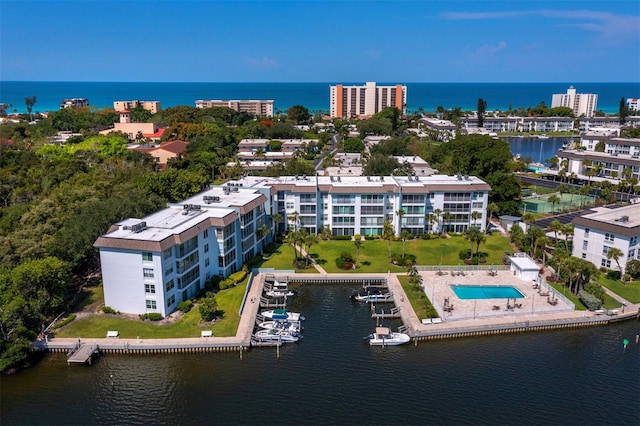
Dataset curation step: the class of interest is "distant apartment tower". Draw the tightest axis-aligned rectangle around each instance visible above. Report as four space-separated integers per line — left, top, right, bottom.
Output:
60 98 89 109
330 82 407 118
195 100 274 117
113 100 161 114
551 86 598 118
627 98 640 112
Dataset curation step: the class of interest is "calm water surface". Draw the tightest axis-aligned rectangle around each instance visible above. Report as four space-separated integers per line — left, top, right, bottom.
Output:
2 286 639 425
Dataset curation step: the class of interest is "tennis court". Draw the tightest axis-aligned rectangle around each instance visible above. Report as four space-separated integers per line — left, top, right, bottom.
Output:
521 192 595 214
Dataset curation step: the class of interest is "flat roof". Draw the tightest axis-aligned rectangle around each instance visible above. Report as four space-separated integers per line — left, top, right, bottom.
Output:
510 255 539 271
573 204 640 237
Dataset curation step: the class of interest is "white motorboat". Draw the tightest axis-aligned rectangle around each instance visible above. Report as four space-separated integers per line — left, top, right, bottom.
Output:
260 309 304 322
253 329 300 343
257 320 302 333
366 327 410 346
265 288 295 298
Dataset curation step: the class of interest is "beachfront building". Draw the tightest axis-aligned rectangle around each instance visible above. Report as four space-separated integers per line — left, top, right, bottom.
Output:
94 174 490 315
60 98 89 109
195 100 274 117
330 82 407 118
627 98 640 112
572 204 640 274
419 117 457 141
113 100 161 114
551 86 598 118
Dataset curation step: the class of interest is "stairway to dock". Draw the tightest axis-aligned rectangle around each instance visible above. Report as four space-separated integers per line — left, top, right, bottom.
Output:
67 344 99 365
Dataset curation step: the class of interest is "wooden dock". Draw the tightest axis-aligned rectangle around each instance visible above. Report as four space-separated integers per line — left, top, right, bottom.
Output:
372 306 401 319
67 344 99 365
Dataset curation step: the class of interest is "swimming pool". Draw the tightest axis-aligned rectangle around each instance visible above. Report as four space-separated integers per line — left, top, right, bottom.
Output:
451 285 525 300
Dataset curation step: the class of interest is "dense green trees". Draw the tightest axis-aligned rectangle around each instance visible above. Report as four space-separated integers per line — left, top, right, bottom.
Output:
477 98 487 128
285 105 311 124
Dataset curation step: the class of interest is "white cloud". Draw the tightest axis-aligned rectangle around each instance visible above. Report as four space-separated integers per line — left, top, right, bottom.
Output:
467 41 508 64
441 9 639 46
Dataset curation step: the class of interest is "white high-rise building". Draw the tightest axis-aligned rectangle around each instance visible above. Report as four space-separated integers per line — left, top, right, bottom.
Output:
551 86 598 118
330 82 407 118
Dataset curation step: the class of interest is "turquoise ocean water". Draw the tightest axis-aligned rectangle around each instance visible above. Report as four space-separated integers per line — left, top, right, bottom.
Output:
1 81 638 114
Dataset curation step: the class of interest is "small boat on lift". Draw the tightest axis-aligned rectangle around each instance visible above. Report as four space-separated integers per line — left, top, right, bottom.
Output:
366 327 410 346
265 288 296 298
257 320 302 333
260 309 305 322
253 328 300 343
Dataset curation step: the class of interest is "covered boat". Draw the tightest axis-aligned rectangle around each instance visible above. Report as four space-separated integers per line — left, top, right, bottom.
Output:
260 309 304 322
257 320 302 333
366 327 410 346
253 329 300 343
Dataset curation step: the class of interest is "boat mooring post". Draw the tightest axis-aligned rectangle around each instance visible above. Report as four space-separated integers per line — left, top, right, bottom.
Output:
240 345 243 360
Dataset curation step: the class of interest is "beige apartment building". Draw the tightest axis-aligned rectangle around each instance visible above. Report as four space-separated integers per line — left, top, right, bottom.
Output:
195 100 274 117
330 82 407 118
113 100 162 114
551 86 598 118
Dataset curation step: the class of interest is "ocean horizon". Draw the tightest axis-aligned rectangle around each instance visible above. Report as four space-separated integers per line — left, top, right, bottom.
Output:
1 81 639 115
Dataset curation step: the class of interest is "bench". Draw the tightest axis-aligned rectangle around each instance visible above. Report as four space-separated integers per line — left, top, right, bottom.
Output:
106 331 119 338
431 318 443 324
421 318 432 325
201 330 213 338
594 309 605 315
609 309 619 316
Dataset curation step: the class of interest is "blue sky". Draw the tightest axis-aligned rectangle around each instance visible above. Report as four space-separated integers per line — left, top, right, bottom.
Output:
1 0 638 82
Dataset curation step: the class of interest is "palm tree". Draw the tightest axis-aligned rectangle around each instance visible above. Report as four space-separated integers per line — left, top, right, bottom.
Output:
303 231 318 266
548 219 562 245
560 223 574 251
471 211 482 228
547 194 560 213
487 202 499 224
284 229 299 263
396 208 406 232
258 224 270 251
442 212 452 234
606 247 624 282
464 227 483 262
354 234 363 268
272 212 283 242
425 213 435 234
287 211 300 231
400 230 412 258
382 219 394 260
432 208 443 236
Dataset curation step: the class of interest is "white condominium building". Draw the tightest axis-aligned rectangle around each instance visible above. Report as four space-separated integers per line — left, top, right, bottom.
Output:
551 86 598 118
572 204 640 273
195 100 274 117
330 82 407 118
94 174 490 316
627 98 640 112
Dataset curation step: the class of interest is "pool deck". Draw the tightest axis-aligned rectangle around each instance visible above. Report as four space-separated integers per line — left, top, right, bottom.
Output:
384 270 639 337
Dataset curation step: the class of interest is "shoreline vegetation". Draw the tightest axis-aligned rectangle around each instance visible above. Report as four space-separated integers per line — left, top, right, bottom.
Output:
1 97 638 374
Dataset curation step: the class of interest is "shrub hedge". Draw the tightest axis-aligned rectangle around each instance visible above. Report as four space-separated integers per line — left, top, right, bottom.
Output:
578 289 602 311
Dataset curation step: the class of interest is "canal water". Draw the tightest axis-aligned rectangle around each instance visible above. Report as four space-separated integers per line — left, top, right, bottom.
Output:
2 286 639 425
504 137 570 165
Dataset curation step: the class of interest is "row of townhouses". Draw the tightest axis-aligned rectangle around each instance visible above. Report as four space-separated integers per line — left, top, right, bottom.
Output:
94 174 491 316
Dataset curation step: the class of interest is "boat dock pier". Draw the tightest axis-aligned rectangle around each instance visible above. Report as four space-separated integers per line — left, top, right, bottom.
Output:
282 274 387 288
372 306 401 319
67 343 99 365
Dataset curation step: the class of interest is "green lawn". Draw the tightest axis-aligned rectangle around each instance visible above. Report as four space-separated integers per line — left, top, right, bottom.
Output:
56 282 247 339
546 282 587 310
302 234 513 273
597 277 640 304
398 275 438 319
259 243 319 273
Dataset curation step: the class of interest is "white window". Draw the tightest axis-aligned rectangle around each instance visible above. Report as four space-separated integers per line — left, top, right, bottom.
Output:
584 228 589 238
145 284 155 294
605 233 615 243
146 300 157 309
582 241 588 250
143 268 154 278
142 252 153 262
